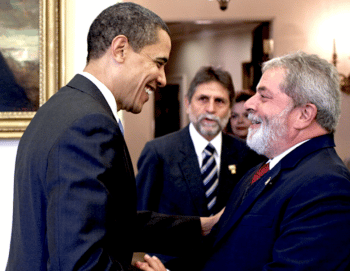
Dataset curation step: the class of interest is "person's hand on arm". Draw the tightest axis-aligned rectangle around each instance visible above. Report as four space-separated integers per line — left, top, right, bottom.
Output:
135 254 167 271
200 208 225 236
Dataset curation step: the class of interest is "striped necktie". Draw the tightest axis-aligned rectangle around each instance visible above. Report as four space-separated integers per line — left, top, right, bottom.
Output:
201 143 219 216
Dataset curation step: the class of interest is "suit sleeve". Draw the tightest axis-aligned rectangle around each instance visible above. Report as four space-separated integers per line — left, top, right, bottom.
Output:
134 211 203 256
136 141 163 212
45 113 138 270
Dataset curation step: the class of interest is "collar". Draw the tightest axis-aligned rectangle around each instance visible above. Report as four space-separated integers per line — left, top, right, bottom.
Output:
269 139 310 169
80 72 120 123
189 123 222 159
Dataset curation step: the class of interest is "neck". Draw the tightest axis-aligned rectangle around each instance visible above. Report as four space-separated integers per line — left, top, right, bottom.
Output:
267 126 328 159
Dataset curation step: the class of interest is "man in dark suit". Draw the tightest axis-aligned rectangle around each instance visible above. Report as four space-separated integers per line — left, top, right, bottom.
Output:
139 52 350 271
197 51 350 270
6 3 221 271
136 66 264 218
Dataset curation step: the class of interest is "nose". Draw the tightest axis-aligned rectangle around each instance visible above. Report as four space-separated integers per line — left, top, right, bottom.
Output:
157 67 167 88
206 99 216 113
237 115 244 123
244 94 257 111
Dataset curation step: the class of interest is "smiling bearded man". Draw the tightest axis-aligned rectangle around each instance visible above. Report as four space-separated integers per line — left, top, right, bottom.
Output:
246 103 293 156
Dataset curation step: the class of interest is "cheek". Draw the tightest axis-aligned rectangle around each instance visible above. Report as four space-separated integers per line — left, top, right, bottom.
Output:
230 118 237 126
244 118 252 125
191 104 204 116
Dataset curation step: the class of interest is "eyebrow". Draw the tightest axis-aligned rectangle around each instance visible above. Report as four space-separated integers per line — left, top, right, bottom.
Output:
154 57 168 65
143 52 168 65
257 86 267 92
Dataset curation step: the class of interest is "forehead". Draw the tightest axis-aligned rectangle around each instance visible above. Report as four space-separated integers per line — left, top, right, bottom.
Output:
257 67 288 94
194 81 230 98
233 101 245 111
257 67 293 106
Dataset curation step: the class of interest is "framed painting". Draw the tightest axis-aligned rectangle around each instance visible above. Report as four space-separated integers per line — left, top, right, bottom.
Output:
0 0 65 138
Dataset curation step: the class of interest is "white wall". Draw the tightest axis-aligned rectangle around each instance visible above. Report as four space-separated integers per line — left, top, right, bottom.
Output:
0 140 18 269
168 31 253 94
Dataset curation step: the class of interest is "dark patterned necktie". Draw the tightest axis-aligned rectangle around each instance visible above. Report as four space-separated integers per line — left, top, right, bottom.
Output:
201 144 219 216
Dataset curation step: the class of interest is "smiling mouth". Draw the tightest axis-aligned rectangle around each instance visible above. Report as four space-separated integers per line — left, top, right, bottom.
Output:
251 119 261 125
145 85 155 96
201 117 219 127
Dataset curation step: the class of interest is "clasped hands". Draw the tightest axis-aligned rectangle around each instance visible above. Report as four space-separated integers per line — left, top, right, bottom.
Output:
135 208 225 271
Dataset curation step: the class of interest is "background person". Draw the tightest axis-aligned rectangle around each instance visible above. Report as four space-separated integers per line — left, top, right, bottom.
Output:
136 66 264 265
137 66 264 217
224 91 253 140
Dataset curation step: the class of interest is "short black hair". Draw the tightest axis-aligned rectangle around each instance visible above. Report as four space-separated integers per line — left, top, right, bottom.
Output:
87 2 170 62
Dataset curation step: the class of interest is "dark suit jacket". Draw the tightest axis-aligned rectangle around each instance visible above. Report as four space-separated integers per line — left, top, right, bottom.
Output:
6 75 202 271
136 125 265 216
199 134 350 270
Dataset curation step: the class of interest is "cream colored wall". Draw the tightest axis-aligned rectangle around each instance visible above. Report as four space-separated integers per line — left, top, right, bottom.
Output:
1 0 350 268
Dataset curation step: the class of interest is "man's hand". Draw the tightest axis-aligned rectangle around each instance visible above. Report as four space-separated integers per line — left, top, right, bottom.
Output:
135 254 167 271
200 208 225 236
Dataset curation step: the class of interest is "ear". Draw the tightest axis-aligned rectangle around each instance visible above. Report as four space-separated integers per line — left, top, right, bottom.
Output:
294 103 318 130
110 35 129 63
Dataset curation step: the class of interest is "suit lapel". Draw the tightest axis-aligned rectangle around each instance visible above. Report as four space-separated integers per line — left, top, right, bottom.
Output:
217 135 236 198
178 126 208 215
211 134 336 248
67 74 133 178
67 74 116 121
212 163 280 247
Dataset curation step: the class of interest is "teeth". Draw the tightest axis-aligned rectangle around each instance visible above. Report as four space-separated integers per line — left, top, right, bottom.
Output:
248 114 261 124
145 87 152 95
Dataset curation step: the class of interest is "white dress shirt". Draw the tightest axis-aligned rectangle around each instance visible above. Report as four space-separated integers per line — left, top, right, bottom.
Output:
269 139 310 169
189 123 222 173
80 72 121 124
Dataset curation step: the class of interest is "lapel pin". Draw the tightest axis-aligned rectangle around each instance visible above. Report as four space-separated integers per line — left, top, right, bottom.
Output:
228 164 236 174
265 177 272 185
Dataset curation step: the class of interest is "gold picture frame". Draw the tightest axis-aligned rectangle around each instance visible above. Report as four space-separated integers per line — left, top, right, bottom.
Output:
0 0 65 138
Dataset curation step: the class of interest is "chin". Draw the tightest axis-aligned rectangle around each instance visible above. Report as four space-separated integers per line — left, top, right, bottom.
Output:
202 126 220 137
128 105 143 114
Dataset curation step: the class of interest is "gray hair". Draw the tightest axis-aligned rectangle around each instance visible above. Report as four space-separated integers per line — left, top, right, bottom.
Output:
87 2 170 62
187 66 235 106
262 51 341 132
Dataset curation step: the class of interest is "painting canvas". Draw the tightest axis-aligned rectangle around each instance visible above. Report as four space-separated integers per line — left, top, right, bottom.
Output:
0 0 63 138
0 0 40 112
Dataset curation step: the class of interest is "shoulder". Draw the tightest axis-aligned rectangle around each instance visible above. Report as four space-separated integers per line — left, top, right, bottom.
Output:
145 127 189 149
223 133 247 148
222 133 261 156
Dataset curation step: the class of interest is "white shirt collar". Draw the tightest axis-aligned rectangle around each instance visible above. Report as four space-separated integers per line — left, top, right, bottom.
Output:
79 72 120 123
269 139 310 169
189 123 222 168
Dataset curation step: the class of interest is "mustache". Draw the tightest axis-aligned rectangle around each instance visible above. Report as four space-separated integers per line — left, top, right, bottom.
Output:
198 113 220 123
248 113 263 124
